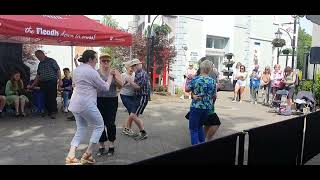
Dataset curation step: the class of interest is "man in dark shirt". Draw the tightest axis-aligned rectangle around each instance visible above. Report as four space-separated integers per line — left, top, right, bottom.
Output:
31 50 62 119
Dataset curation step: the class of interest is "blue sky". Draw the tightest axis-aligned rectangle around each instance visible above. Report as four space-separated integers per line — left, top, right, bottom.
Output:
300 16 313 35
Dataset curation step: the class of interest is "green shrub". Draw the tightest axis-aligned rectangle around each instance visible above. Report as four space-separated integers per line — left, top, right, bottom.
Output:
297 80 313 92
154 85 168 92
315 73 320 104
175 87 183 95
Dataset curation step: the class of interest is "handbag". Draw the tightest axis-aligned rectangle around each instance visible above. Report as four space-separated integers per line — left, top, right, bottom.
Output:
185 111 190 120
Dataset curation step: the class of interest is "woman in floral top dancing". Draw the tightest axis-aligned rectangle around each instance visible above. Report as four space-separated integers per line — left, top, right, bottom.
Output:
185 60 216 145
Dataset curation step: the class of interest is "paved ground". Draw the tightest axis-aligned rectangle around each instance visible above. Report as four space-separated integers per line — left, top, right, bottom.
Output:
0 90 317 165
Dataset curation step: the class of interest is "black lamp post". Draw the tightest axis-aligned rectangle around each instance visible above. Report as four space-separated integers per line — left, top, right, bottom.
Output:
274 16 298 68
275 29 283 64
291 15 298 69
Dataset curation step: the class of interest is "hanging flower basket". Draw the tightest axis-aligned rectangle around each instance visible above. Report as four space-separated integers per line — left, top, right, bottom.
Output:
222 69 233 77
272 38 286 47
282 48 291 55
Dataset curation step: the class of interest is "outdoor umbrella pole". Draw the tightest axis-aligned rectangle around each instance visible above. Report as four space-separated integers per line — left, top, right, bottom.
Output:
71 46 74 71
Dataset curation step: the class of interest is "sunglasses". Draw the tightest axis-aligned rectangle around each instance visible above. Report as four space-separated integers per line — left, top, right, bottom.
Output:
101 60 111 64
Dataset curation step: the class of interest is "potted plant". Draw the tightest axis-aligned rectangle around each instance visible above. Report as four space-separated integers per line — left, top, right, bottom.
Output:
223 60 235 68
222 69 233 77
225 53 234 60
272 38 286 47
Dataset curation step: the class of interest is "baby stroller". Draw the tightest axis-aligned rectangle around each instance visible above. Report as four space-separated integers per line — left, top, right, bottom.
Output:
268 89 289 114
294 91 317 114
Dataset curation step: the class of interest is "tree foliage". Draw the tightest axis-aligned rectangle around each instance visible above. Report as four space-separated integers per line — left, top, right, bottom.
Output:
150 23 176 75
297 27 312 70
101 15 119 29
100 15 128 71
22 44 41 61
100 16 176 75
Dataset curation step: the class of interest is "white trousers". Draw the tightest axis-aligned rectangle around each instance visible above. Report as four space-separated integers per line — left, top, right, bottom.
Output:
70 105 104 147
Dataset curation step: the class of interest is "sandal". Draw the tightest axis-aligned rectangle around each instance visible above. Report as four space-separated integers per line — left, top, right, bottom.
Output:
65 157 81 165
81 152 96 165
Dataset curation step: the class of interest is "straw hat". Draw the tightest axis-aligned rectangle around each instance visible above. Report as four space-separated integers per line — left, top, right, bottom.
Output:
126 59 142 67
100 53 111 59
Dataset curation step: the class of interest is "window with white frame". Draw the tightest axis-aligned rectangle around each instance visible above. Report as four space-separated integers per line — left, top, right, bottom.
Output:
206 35 229 49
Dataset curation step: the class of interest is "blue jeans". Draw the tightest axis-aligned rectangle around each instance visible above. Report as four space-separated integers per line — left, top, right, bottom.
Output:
189 107 208 145
62 91 71 109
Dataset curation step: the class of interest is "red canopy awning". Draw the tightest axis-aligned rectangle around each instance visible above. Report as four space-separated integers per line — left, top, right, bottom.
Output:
0 15 132 46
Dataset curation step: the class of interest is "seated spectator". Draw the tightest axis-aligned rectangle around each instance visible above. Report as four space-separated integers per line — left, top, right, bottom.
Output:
0 84 6 117
282 66 296 110
5 71 29 117
59 68 73 113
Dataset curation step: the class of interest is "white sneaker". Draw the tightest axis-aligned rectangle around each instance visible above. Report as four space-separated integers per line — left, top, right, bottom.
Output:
127 129 139 137
180 95 184 99
64 108 68 113
232 99 237 103
239 100 242 103
254 101 258 104
122 128 129 135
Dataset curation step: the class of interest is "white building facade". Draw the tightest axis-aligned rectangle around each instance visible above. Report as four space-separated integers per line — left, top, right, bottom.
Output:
134 15 298 88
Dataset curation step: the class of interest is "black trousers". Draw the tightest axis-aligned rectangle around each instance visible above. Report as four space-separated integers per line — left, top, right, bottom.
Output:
39 80 57 114
97 96 118 143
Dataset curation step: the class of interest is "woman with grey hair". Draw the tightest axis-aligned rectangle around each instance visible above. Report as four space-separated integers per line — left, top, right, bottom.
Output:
191 63 220 141
185 60 216 145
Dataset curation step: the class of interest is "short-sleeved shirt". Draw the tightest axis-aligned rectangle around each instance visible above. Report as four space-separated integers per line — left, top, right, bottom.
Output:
134 69 151 96
120 72 135 96
237 72 248 80
97 70 117 98
37 57 60 82
271 71 284 88
250 77 260 89
62 77 72 91
188 75 216 110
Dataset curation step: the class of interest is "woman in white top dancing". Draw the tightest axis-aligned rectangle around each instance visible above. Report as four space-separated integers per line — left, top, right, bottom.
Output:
65 50 113 165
